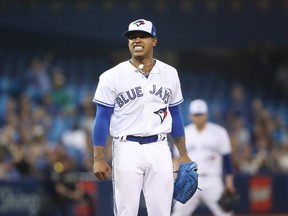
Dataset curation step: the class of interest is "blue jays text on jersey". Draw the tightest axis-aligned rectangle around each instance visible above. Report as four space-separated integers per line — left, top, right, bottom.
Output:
115 84 172 108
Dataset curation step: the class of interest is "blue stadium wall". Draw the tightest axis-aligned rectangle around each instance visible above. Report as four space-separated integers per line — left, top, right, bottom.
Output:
0 174 288 216
0 1 288 50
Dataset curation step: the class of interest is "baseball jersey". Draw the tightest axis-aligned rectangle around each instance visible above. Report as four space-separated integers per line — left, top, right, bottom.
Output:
93 59 183 137
174 122 232 176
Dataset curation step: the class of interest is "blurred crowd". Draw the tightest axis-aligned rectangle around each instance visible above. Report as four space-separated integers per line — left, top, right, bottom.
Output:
218 84 288 175
0 53 98 181
0 50 288 186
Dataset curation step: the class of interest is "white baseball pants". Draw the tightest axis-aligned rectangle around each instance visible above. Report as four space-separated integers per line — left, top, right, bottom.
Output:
112 139 174 216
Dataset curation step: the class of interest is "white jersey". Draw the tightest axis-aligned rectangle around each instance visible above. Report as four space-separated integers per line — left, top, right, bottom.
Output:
93 59 183 137
174 122 231 176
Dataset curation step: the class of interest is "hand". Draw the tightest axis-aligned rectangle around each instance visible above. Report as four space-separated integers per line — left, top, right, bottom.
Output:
93 159 112 180
226 182 237 193
225 174 236 193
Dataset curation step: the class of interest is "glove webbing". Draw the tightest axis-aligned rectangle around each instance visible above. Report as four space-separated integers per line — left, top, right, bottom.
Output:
173 170 202 192
172 170 202 206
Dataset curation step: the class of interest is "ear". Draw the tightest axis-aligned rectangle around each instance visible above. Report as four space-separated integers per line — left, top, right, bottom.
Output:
153 38 158 47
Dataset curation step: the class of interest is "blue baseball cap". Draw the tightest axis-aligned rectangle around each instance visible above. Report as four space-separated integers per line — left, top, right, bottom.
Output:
123 19 157 38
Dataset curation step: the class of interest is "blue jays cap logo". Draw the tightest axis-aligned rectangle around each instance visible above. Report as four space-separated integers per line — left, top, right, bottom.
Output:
154 107 168 124
133 20 145 27
124 19 157 38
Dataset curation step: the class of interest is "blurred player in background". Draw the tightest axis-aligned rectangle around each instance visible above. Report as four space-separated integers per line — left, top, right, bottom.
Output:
172 99 236 216
92 18 192 216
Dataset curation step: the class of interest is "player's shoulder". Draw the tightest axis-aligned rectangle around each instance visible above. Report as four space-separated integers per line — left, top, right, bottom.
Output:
155 59 177 72
99 61 129 79
184 123 195 131
207 122 228 133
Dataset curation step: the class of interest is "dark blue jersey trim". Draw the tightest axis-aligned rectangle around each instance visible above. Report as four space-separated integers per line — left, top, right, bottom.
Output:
92 99 114 108
169 98 184 107
223 154 233 175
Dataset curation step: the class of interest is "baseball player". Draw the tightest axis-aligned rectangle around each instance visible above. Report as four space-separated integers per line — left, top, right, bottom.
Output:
92 19 192 216
172 99 236 216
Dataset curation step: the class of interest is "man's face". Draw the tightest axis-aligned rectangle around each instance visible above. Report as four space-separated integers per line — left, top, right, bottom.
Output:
191 114 208 127
128 32 157 58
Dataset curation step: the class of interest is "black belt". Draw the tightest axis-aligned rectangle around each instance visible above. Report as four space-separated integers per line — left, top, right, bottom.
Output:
126 135 158 144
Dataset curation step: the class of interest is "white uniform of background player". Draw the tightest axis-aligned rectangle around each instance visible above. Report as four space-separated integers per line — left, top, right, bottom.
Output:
172 99 236 216
92 19 192 216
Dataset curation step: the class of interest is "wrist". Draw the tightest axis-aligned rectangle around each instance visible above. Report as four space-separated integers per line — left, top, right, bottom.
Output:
93 146 105 161
94 156 105 161
179 154 192 163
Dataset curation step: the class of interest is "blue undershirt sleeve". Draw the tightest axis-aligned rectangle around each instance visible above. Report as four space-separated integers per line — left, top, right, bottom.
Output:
92 103 113 146
169 105 185 138
223 153 233 175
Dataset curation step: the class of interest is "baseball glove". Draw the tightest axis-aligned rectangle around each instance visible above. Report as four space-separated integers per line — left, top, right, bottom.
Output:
218 189 239 212
173 161 199 204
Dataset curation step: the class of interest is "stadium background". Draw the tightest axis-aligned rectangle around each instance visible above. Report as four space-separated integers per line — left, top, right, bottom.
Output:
0 0 288 215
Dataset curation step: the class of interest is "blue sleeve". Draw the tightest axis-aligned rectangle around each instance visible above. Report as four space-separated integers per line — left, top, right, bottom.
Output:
92 103 113 146
169 105 185 138
223 154 233 175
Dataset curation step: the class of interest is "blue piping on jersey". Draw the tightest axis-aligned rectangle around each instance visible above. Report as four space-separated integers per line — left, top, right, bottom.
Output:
170 98 184 107
93 99 114 108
